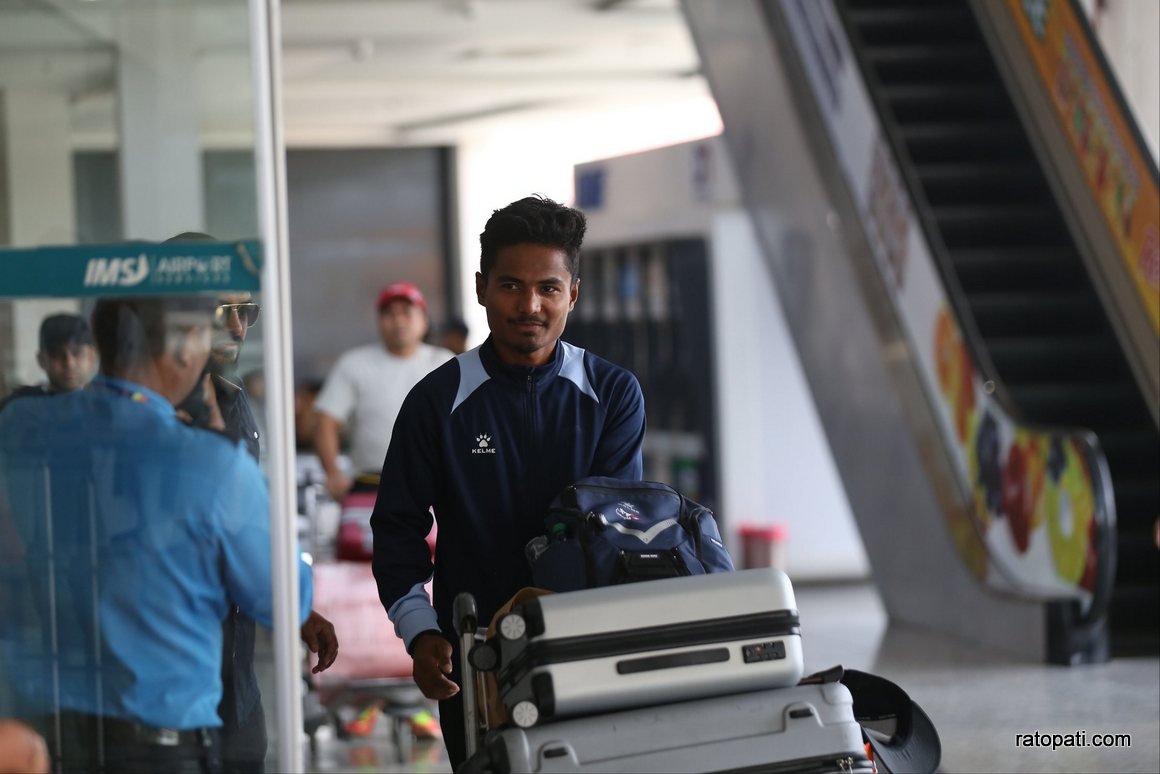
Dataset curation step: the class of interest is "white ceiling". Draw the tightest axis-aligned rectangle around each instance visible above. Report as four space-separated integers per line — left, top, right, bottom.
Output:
0 0 708 148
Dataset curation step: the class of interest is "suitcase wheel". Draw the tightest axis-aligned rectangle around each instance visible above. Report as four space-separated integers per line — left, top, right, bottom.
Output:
511 700 539 728
498 613 527 641
468 641 499 672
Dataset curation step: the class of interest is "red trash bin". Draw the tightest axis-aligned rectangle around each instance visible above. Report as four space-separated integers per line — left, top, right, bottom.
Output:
738 523 787 571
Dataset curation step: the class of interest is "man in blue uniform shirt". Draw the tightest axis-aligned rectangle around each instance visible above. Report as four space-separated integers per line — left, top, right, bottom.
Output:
0 296 314 773
371 196 647 767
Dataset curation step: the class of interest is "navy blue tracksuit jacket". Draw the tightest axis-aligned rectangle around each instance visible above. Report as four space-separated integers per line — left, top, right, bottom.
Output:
371 337 645 661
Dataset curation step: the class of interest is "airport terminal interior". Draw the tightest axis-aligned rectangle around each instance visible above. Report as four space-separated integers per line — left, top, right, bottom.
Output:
0 0 1157 772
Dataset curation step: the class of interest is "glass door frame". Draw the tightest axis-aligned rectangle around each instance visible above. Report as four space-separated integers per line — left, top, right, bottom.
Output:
248 0 303 770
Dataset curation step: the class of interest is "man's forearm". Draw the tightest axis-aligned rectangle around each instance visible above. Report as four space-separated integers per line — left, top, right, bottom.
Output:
313 414 344 475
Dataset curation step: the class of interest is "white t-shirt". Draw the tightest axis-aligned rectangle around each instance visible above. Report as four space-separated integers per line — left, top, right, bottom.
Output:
314 343 454 473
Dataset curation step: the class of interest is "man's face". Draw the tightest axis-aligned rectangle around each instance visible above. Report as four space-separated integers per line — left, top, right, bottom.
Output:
210 292 253 373
37 343 96 393
378 300 428 354
476 243 577 367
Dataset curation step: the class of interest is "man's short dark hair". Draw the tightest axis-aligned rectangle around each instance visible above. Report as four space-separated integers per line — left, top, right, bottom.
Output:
91 297 216 374
479 196 586 281
165 231 215 243
39 314 93 354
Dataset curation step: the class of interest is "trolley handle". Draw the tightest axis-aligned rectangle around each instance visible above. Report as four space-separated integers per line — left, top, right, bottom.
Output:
453 592 481 761
453 591 478 638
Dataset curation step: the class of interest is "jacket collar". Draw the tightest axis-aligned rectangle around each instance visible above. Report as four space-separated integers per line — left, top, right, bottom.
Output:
478 336 563 385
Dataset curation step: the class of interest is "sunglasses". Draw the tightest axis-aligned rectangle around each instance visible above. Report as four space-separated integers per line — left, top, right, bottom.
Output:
214 303 261 329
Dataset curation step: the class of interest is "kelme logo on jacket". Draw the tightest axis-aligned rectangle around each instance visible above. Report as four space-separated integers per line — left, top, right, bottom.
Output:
472 434 496 454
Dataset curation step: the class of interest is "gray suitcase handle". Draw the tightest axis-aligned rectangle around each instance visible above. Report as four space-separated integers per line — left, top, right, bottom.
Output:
453 592 481 761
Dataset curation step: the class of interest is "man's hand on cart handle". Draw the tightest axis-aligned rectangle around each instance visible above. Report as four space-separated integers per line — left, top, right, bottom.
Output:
413 633 460 700
301 610 339 674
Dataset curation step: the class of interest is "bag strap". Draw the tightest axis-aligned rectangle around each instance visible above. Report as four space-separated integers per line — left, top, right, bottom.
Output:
840 669 941 774
798 664 845 685
577 510 603 586
678 499 704 565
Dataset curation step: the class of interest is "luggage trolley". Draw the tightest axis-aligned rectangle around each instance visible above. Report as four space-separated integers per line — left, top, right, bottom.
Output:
452 569 879 774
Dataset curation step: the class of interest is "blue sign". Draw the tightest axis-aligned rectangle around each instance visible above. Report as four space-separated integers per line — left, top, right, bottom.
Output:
576 167 606 210
0 240 262 298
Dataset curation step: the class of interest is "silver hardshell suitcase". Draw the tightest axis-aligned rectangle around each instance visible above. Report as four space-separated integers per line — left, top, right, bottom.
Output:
478 568 805 727
462 681 873 774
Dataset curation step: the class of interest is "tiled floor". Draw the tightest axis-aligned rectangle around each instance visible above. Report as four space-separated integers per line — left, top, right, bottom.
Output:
308 725 450 774
801 583 1159 774
306 581 1159 773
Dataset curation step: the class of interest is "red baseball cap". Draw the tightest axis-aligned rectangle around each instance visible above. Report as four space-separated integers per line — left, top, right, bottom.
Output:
377 282 427 312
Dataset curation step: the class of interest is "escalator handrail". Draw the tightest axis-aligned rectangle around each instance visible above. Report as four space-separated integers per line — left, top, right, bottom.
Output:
1064 0 1160 185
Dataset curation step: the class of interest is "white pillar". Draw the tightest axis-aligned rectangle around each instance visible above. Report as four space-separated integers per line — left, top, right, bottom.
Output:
116 4 204 241
0 89 80 388
1 90 76 247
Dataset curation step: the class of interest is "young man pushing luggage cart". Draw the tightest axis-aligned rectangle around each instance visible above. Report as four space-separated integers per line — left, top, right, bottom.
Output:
370 196 647 768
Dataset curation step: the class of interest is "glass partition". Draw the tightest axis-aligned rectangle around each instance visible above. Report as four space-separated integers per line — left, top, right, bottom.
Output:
0 1 303 770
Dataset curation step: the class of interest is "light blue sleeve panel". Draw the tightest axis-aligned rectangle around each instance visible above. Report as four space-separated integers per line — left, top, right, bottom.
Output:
388 580 439 651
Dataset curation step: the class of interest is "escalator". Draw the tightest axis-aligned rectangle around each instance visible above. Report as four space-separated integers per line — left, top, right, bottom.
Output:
831 0 1157 657
682 0 1158 660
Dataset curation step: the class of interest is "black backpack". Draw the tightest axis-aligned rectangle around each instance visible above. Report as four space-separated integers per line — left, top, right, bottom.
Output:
526 477 735 592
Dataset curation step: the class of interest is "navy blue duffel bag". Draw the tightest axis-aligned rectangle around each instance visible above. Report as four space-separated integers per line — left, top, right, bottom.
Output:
527 476 735 592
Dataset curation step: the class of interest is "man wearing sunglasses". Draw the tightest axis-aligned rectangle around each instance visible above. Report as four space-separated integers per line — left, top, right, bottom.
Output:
175 289 339 774
195 293 263 455
168 234 338 774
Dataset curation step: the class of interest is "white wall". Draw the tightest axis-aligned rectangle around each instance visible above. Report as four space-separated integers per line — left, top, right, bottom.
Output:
0 90 80 387
1083 0 1160 162
453 96 723 345
577 138 869 581
710 211 869 580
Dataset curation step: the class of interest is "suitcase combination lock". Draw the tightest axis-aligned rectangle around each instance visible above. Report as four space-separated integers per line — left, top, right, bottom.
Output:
741 640 786 663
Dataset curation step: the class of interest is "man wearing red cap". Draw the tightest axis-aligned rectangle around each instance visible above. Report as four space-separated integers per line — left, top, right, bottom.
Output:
314 282 454 501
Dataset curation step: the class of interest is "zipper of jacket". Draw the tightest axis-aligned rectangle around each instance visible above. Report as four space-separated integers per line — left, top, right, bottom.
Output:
526 369 541 446
523 368 535 519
